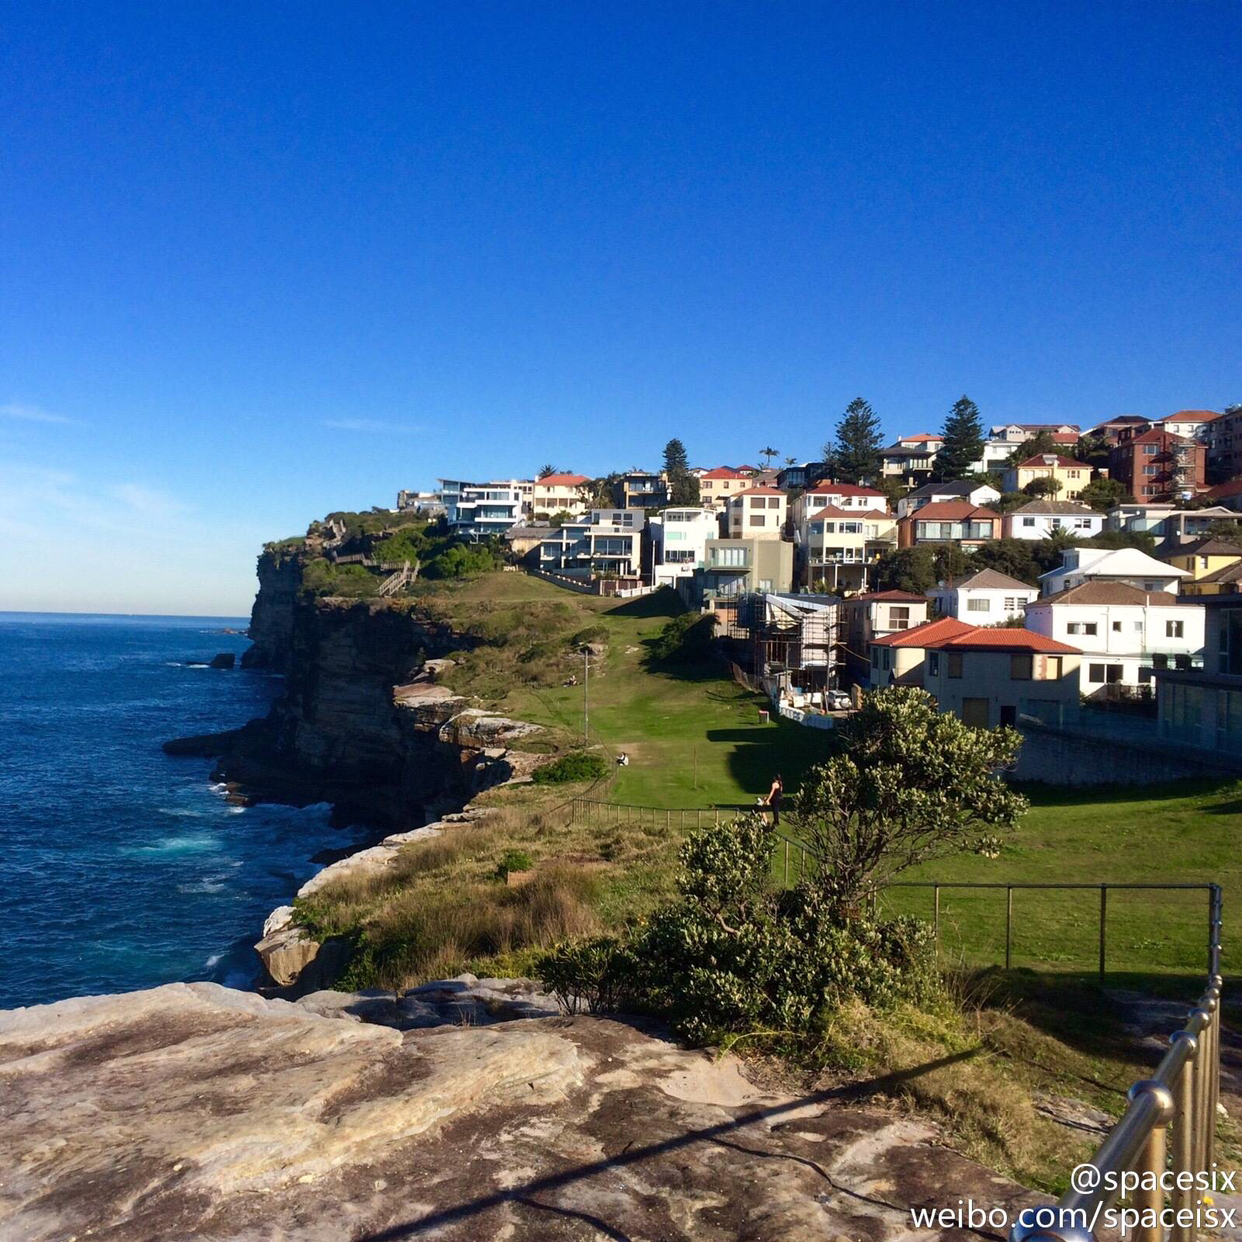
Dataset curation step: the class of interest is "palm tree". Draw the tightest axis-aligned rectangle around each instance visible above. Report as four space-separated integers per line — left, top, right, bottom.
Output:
538 463 557 479
760 446 779 467
784 455 797 466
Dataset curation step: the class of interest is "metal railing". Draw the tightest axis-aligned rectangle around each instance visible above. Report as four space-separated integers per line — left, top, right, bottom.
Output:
1012 886 1223 1242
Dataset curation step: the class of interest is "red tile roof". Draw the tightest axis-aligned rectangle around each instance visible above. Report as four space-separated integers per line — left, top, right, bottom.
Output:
871 617 975 648
1169 410 1220 421
901 432 943 442
1123 429 1194 446
933 628 1081 654
1208 480 1242 500
852 590 929 603
536 472 591 486
902 501 997 521
700 467 753 480
731 486 786 497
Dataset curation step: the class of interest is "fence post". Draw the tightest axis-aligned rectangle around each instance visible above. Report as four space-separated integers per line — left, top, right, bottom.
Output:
933 886 940 947
1005 886 1013 971
1099 885 1108 984
784 839 790 889
1170 1032 1197 1242
1130 1082 1172 1242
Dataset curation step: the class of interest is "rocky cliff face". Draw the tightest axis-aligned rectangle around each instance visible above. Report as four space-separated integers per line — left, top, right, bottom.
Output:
240 548 304 670
0 980 1043 1241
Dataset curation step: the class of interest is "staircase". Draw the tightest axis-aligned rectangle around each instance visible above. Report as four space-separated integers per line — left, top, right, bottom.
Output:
377 561 416 597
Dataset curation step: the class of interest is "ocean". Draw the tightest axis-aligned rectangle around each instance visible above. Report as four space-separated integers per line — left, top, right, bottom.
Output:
0 612 366 1011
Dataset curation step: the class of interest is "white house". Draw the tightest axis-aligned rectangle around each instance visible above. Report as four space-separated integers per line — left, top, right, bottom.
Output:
929 569 1038 623
895 480 1000 520
441 478 534 540
1024 581 1205 696
533 473 591 518
1003 499 1104 541
538 509 646 578
647 507 717 588
790 483 890 530
1039 547 1190 597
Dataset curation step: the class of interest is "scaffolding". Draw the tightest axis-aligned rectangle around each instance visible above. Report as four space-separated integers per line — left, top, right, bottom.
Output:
750 594 843 696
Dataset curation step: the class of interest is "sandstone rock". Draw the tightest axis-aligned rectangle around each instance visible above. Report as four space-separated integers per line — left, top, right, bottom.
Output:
254 922 321 987
439 709 542 748
0 981 1046 1242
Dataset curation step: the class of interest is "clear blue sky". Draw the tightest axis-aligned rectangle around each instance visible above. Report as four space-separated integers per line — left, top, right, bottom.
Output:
2 2 1238 614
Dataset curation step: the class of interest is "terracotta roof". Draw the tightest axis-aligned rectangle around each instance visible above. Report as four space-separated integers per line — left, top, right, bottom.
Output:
933 628 1081 654
731 486 786 498
851 590 929 603
536 473 590 486
1012 454 1084 469
700 467 752 480
901 432 943 443
734 464 761 473
1122 429 1194 446
805 483 886 497
871 617 975 648
1168 410 1221 421
1030 581 1184 607
903 501 997 521
1207 480 1242 500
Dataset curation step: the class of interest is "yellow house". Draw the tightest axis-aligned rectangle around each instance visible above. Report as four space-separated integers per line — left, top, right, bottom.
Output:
1165 537 1242 591
1000 453 1090 500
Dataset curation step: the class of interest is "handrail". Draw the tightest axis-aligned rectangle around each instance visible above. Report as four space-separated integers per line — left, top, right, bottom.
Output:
1011 887 1222 1242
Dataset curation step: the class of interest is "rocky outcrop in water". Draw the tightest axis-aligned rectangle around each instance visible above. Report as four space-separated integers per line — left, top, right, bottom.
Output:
0 980 1043 1241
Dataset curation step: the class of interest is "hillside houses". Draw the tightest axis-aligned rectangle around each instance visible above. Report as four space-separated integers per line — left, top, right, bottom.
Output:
929 569 1037 623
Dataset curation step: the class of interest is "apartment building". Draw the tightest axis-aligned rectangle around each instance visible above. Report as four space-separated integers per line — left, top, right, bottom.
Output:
799 506 897 593
646 507 717 588
533 473 591 517
1108 430 1205 502
842 590 929 683
1003 499 1103 541
895 480 999 520
1025 582 1205 695
999 454 1090 500
1155 595 1242 756
1207 407 1242 483
1105 503 1242 545
928 569 1037 623
725 487 787 538
895 501 999 550
612 471 669 510
682 536 794 605
880 433 942 485
698 467 754 509
537 509 646 578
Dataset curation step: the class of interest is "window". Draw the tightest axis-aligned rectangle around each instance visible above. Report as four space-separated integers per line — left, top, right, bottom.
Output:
1044 656 1062 680
1067 622 1080 634
883 649 891 671
967 598 991 612
1112 621 1122 632
1074 518 1093 529
1010 653 1033 680
1143 443 1158 455
1004 597 1018 611
767 497 781 509
890 606 911 629
748 515 766 527
1166 619 1184 639
1022 517 1036 527
871 647 880 668
1144 465 1158 476
947 652 963 679
712 545 746 567
1134 621 1144 632
1088 664 1123 684
928 652 939 676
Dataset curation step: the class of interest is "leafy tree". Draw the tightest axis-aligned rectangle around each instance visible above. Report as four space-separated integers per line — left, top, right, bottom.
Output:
828 398 883 484
1072 434 1110 470
663 438 700 505
538 464 557 480
969 538 1044 585
985 491 1033 514
1079 476 1131 512
788 687 1027 905
1023 477 1063 497
934 396 985 481
872 544 970 593
1005 430 1057 466
1085 529 1156 553
1204 520 1242 544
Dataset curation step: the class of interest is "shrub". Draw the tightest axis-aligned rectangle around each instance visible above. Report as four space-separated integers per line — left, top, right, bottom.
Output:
648 612 718 663
531 751 609 785
538 936 635 1015
569 624 609 647
495 849 534 880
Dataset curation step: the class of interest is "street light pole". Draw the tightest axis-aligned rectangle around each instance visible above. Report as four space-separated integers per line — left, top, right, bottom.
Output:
583 646 589 746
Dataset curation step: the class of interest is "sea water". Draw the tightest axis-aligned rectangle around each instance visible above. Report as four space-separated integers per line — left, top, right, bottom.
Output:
0 613 367 1010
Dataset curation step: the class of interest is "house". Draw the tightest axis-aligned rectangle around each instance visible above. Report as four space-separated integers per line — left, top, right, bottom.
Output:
533 473 592 518
972 439 1024 474
895 480 1000 520
868 617 975 688
1155 594 1242 756
440 478 534 540
842 590 930 683
698 467 755 510
1038 547 1190 597
725 487 787 538
990 423 1080 444
1003 499 1104 541
1108 430 1206 502
1105 503 1242 544
612 471 669 510
999 454 1090 500
794 482 890 515
1162 537 1242 584
1024 582 1205 697
538 510 646 579
646 507 717 588
396 488 445 515
775 461 828 490
920 627 1082 728
896 501 999 550
503 523 554 560
1206 480 1242 513
1156 410 1220 442
1086 415 1152 445
929 569 1038 623
1182 560 1242 598
681 536 794 606
753 593 842 703
798 505 897 594
880 433 942 485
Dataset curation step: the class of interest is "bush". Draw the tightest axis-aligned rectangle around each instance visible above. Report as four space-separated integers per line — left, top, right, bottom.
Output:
299 559 380 598
649 612 718 663
531 751 610 785
538 935 636 1014
495 849 534 880
422 542 502 579
569 624 609 647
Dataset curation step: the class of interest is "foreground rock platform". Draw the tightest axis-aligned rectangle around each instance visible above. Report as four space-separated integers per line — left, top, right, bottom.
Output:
0 982 1041 1241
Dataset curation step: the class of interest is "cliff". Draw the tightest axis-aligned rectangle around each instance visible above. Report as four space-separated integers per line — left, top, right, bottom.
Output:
240 546 304 670
0 980 1041 1241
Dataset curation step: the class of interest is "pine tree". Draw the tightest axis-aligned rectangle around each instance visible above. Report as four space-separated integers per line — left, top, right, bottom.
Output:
828 398 883 484
935 396 985 481
663 438 699 506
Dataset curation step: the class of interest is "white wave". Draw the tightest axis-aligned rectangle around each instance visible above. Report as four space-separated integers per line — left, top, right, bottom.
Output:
178 880 225 894
204 953 223 968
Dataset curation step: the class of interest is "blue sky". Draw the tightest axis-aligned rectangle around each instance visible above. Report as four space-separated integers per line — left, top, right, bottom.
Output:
2 2 1238 614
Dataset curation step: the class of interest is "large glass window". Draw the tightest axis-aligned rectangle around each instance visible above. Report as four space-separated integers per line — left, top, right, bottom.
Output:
1010 654 1033 680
